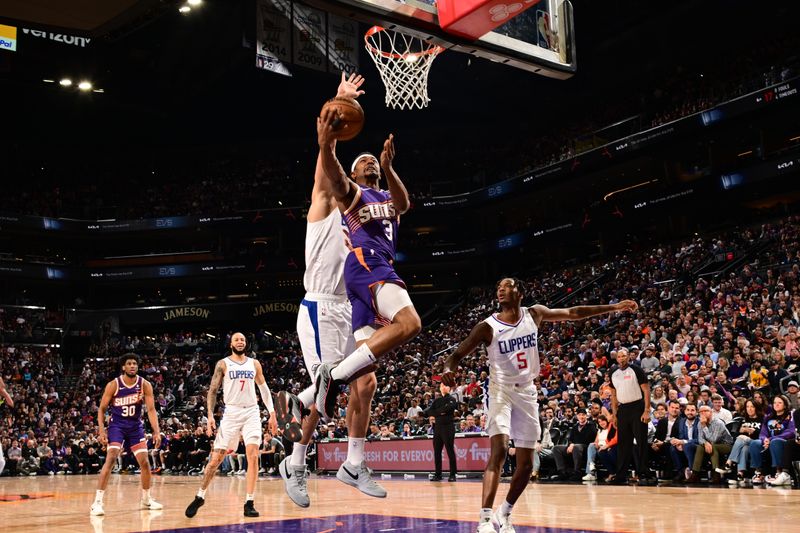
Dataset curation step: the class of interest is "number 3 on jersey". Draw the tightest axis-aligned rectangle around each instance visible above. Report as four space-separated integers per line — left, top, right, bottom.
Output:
515 351 528 370
382 219 393 241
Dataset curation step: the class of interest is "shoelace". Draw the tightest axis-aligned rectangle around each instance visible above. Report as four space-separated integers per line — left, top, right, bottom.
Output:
294 467 308 491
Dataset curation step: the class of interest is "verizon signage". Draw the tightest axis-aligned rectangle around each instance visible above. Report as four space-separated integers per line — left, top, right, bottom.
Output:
22 28 91 48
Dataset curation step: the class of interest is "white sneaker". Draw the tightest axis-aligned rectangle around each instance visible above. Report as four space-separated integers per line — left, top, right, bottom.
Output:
477 520 497 533
336 461 387 498
141 498 163 510
493 510 516 533
767 472 792 486
582 473 597 481
90 502 104 516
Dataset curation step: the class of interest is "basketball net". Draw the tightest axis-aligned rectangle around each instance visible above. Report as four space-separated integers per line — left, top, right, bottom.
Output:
364 26 444 110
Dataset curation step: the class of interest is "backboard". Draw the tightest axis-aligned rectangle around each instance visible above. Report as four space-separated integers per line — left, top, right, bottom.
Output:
308 0 575 78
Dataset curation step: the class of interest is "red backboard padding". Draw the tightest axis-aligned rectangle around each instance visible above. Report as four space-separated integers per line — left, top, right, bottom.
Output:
437 0 542 40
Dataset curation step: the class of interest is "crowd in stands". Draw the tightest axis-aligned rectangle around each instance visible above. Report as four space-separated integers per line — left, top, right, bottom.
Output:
0 306 63 344
2 217 799 486
1 36 798 217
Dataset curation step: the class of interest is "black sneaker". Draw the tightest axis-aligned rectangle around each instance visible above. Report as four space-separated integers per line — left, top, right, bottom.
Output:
185 496 205 518
314 363 341 420
448 474 457 482
244 500 259 517
430 474 442 481
276 391 304 443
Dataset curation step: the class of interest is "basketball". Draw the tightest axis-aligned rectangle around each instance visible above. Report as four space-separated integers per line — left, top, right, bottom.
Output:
321 96 364 141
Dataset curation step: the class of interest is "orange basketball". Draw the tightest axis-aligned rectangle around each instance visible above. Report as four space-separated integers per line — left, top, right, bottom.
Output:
321 96 365 141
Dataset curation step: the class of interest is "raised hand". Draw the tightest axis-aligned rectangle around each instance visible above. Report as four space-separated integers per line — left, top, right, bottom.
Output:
337 71 366 99
317 107 341 147
380 133 396 169
616 299 638 313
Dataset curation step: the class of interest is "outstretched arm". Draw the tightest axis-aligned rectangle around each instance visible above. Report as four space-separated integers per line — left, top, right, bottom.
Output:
254 360 278 436
0 377 13 407
309 73 366 222
380 134 410 214
441 321 494 387
142 380 162 448
530 299 638 327
318 110 356 207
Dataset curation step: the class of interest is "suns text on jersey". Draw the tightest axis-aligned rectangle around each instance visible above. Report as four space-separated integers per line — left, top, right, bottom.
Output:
229 370 255 379
358 201 395 223
498 333 538 355
113 395 140 407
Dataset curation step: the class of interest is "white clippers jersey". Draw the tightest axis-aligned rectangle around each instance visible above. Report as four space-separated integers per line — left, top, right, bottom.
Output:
483 307 540 385
303 209 348 296
222 356 258 408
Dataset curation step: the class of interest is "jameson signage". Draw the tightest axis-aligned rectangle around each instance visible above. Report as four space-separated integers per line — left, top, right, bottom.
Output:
163 306 211 322
252 302 299 317
75 300 303 327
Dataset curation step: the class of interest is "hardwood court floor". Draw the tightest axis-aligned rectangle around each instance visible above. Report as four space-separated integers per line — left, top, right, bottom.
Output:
0 473 798 532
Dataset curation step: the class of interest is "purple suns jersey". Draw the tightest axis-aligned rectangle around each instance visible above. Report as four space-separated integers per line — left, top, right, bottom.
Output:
109 375 144 424
343 185 399 262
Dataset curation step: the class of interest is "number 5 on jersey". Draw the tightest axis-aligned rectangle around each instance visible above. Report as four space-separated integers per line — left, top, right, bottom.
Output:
515 351 528 370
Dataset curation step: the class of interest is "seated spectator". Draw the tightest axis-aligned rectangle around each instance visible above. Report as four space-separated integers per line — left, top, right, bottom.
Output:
651 399 682 478
583 414 617 481
669 403 700 481
687 405 733 484
85 446 102 474
717 398 763 484
749 394 796 485
777 407 800 486
463 415 482 433
57 445 80 475
552 409 596 481
711 394 733 423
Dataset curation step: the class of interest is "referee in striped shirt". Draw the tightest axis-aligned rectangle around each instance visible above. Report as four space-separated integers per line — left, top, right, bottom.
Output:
609 347 654 485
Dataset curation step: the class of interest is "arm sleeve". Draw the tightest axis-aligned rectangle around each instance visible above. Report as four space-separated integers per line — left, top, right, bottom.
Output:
759 417 770 440
775 417 796 441
607 367 617 389
257 381 275 413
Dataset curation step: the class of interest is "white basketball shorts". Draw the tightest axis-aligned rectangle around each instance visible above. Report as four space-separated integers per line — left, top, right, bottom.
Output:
297 293 355 379
485 379 541 449
213 405 262 450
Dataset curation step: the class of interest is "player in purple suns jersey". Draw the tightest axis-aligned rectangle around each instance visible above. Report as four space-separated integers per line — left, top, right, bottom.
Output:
310 104 422 497
442 278 637 533
91 353 162 516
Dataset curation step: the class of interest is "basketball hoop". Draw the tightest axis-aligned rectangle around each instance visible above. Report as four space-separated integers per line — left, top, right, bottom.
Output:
364 26 445 110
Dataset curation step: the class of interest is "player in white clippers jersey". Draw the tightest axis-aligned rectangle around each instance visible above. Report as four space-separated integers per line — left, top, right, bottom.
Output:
443 278 637 533
185 332 278 519
274 72 364 508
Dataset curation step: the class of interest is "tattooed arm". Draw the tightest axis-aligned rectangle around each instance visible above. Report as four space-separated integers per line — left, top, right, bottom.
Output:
206 360 226 436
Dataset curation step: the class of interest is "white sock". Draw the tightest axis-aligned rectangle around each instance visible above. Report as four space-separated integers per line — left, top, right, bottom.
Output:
197 488 206 499
297 384 315 409
479 508 493 523
346 437 365 466
499 500 513 517
94 490 104 504
331 344 376 382
141 488 150 501
291 444 308 467
246 493 255 502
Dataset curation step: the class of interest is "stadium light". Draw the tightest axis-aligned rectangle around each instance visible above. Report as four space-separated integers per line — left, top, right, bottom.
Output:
78 81 93 91
188 0 202 5
59 78 72 86
43 79 55 83
179 5 191 13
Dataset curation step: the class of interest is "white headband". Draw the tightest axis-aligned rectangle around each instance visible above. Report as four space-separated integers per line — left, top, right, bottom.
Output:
351 153 377 173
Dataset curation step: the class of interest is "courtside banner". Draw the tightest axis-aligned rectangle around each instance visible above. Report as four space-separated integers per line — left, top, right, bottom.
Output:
318 435 491 472
0 24 18 52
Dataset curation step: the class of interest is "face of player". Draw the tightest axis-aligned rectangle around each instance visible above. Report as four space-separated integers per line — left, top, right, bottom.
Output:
122 359 138 378
351 155 380 188
496 278 522 307
230 333 247 356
